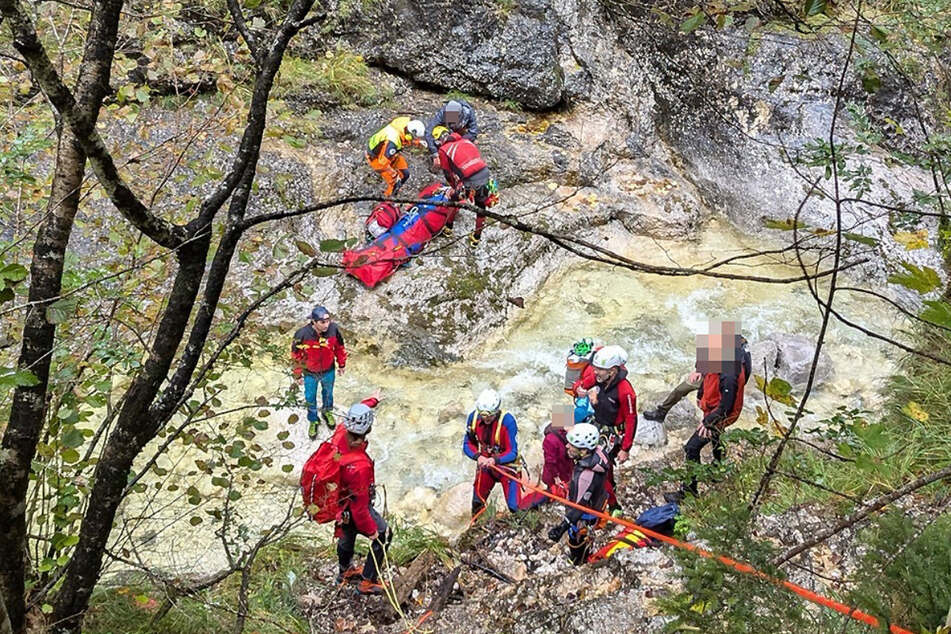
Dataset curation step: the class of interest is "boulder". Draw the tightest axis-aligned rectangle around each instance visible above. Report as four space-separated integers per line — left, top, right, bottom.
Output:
749 333 834 388
333 0 565 109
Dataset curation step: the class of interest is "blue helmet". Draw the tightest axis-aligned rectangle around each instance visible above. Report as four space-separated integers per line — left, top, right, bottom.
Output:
310 305 330 321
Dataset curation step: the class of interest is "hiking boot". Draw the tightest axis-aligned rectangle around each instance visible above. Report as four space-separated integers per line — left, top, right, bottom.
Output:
643 407 668 422
469 234 481 248
322 410 336 429
356 579 386 596
441 224 454 238
663 490 685 504
335 566 363 585
308 420 319 439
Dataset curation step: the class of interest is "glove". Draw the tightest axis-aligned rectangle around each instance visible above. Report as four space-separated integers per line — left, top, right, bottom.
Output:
548 520 570 543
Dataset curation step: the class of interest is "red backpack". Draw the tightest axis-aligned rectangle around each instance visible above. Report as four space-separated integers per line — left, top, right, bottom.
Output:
365 201 402 239
299 440 368 523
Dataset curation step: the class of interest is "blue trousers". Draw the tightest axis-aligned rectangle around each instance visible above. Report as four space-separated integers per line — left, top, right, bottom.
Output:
303 369 335 422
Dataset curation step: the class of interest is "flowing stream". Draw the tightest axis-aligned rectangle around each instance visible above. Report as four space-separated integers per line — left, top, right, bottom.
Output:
115 219 899 576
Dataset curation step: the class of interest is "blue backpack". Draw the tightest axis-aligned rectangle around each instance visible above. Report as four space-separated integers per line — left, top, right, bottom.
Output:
635 503 679 538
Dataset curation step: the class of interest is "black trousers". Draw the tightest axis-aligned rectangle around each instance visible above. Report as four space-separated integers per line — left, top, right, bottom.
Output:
683 428 723 496
337 506 392 582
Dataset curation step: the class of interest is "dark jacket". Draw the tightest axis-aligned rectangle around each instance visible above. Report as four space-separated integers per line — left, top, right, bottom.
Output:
575 367 638 451
425 99 479 154
564 446 610 524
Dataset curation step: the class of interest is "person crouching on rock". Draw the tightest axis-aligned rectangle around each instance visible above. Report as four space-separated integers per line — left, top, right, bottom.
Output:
463 388 523 517
366 116 426 197
548 423 610 565
333 393 394 596
432 126 499 247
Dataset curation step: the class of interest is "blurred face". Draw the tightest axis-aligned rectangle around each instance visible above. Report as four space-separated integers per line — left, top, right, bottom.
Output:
551 404 572 428
445 110 460 126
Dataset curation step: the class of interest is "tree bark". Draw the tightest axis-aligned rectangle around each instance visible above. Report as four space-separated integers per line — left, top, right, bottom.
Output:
0 3 123 629
50 236 209 633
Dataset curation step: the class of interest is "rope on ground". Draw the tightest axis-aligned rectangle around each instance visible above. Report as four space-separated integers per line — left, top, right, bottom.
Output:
489 464 913 634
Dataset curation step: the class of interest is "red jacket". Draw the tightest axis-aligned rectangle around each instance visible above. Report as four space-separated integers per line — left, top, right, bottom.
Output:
291 322 347 375
541 424 573 488
331 397 379 535
698 365 746 430
438 134 488 188
573 367 637 451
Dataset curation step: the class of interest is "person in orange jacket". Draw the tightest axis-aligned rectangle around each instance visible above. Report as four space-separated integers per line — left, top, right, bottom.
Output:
332 391 393 596
366 117 426 196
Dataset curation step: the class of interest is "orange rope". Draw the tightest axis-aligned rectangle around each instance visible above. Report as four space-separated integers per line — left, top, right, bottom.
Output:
489 464 912 634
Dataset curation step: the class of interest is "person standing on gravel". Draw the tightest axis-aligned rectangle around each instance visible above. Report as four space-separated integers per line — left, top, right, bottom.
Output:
548 422 610 565
292 305 347 438
463 388 523 516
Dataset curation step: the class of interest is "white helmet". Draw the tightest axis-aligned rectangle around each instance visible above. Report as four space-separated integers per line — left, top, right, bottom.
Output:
566 423 600 450
475 388 501 414
343 403 374 435
406 119 425 139
592 345 627 370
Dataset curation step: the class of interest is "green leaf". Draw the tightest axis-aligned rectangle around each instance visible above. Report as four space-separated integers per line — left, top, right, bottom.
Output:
294 240 317 256
861 68 881 94
61 427 85 449
61 448 80 464
921 300 951 329
0 262 27 282
311 266 338 277
887 261 941 294
41 603 53 614
319 238 347 253
281 464 294 473
46 298 77 325
189 516 203 526
843 232 879 246
680 12 707 33
211 476 230 488
762 217 807 231
803 0 826 16
869 25 887 43
244 0 262 7
0 367 40 388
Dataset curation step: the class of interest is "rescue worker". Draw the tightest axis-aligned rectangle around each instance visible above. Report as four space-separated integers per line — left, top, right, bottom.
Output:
332 392 393 596
572 345 637 464
644 323 751 422
665 328 750 503
463 388 522 516
547 423 610 565
366 116 426 197
432 125 498 247
424 98 480 156
292 305 347 438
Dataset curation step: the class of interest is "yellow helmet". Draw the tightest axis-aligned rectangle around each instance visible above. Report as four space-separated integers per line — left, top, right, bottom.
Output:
432 125 450 144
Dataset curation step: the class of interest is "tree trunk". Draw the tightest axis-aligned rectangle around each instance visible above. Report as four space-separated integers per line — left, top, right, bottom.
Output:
50 236 209 633
0 128 84 634
0 585 13 634
0 3 124 630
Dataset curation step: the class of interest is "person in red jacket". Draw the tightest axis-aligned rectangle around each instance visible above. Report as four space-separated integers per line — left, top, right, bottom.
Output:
432 126 498 247
666 331 748 502
463 388 523 516
333 392 393 596
572 344 636 514
291 305 347 438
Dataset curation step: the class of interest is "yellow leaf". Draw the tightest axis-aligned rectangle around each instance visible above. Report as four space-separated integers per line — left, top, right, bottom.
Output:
893 229 928 250
903 401 929 422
